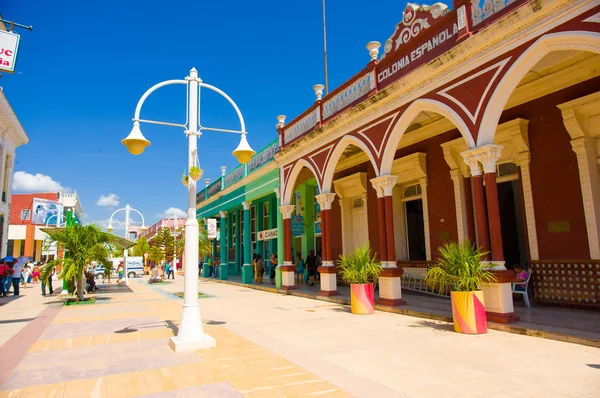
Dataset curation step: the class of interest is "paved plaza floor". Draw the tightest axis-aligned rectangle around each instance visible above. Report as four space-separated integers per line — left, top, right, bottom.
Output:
0 275 598 397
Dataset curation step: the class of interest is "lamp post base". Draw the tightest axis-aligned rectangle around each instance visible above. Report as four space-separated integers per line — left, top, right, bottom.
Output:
169 334 216 352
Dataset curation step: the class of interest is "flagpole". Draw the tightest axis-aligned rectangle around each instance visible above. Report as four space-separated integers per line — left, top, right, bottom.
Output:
322 0 329 95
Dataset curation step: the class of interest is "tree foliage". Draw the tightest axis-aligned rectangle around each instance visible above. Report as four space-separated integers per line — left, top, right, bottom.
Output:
41 225 115 301
153 227 175 262
132 236 151 257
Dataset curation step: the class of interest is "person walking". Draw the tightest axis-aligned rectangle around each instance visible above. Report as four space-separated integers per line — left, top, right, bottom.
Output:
3 262 13 295
31 265 41 284
117 262 124 284
269 253 278 285
42 266 54 296
295 252 305 287
167 262 175 279
11 261 23 296
0 259 9 297
306 250 317 287
254 255 264 285
213 256 220 279
21 265 31 289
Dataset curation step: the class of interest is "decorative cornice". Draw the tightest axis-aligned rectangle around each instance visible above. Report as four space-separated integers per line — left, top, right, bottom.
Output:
219 210 227 218
242 201 251 210
461 144 503 174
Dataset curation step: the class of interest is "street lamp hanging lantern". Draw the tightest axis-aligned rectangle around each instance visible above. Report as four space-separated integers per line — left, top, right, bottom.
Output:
122 121 151 155
232 133 255 164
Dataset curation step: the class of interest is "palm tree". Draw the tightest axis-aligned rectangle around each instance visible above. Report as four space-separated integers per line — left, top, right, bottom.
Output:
41 224 116 301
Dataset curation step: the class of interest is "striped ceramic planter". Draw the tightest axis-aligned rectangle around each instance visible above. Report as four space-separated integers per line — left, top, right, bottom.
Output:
350 283 375 314
450 291 488 334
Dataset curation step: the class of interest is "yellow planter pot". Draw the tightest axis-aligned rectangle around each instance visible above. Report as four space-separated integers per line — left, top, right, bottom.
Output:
450 291 488 334
350 283 375 315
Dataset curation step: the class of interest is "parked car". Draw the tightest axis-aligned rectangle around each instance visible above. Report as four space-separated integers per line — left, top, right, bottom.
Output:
109 257 145 278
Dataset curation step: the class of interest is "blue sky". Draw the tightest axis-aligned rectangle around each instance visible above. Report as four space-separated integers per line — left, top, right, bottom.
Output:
2 0 412 231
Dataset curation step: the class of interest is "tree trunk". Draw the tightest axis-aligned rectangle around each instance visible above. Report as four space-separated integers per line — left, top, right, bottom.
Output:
77 271 86 301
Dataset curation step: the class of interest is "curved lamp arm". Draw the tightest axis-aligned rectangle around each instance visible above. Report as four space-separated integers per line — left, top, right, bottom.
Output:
130 208 146 229
133 80 187 122
198 82 246 133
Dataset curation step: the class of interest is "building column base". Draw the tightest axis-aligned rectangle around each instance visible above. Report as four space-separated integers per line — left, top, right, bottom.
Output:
318 265 338 297
486 311 520 324
483 271 518 323
376 267 405 306
280 264 296 291
241 264 253 284
219 264 228 280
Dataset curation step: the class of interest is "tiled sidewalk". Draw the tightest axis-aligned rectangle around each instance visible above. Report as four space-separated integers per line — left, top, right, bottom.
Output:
0 280 351 398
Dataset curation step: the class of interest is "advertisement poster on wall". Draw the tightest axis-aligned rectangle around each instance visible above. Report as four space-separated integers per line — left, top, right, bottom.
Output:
292 215 303 236
207 218 217 239
31 198 63 226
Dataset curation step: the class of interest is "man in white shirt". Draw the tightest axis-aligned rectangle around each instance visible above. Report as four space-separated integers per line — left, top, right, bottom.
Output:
11 262 24 296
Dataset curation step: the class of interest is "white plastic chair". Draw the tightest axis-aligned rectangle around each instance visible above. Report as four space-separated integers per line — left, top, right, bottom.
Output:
512 272 531 308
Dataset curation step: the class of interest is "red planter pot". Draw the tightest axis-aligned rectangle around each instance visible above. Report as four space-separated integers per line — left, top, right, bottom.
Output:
350 283 375 314
450 291 488 334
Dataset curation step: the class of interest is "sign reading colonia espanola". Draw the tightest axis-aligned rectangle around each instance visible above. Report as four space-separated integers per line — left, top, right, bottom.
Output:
0 30 20 73
376 3 461 89
258 228 277 241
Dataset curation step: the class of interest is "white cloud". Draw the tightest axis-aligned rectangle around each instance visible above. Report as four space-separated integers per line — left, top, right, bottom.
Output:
157 207 187 219
96 193 120 207
12 171 71 193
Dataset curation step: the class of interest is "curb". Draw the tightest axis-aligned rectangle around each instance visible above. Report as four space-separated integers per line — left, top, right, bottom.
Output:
200 277 600 348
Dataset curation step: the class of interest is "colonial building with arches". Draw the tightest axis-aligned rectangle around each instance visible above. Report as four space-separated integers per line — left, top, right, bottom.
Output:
272 0 600 318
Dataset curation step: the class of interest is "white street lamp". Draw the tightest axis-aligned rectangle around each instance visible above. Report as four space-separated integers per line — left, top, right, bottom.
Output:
107 204 146 285
122 67 254 352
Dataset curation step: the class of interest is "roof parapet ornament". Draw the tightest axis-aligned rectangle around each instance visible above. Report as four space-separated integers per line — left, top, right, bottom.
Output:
276 115 286 129
366 41 381 61
381 2 449 59
313 84 325 101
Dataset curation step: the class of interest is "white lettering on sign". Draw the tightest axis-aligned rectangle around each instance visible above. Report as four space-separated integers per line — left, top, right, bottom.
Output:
258 228 278 241
0 31 20 73
377 22 459 85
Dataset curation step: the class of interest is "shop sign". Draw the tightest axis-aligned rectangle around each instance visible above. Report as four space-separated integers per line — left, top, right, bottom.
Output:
258 228 278 241
291 215 303 236
376 9 459 89
0 31 20 73
207 218 217 239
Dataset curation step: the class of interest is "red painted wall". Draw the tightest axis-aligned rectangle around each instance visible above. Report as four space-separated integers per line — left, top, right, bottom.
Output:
330 197 343 264
499 78 600 260
10 193 59 225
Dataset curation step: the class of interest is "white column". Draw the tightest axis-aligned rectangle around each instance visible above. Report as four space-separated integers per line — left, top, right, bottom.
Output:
123 204 130 285
449 169 470 244
517 152 539 260
170 68 215 352
419 177 431 261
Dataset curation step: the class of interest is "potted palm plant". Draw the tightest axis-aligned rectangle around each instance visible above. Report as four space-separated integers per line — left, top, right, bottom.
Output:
337 243 382 315
425 241 496 334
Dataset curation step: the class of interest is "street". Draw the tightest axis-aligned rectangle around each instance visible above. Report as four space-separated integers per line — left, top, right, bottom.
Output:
0 276 598 397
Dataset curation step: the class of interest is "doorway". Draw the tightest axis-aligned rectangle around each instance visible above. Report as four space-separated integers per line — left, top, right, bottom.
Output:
405 199 426 261
497 180 527 269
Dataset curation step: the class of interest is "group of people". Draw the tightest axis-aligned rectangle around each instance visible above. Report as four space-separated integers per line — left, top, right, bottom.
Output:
0 259 54 297
200 255 221 279
294 250 322 287
252 253 278 285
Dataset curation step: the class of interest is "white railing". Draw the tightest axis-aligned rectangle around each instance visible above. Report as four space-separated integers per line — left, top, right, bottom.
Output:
322 71 376 120
283 107 321 145
471 0 516 26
